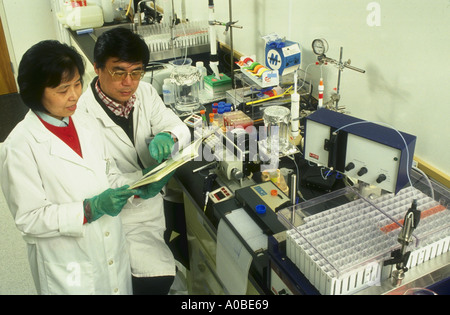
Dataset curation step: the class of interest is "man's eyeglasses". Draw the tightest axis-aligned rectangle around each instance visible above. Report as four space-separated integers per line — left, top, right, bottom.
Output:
107 69 145 81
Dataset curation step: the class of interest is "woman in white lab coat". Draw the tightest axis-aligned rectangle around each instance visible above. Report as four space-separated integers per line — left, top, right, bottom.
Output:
0 40 143 294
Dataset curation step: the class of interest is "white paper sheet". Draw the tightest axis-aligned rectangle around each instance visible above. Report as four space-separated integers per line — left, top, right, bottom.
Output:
216 208 268 295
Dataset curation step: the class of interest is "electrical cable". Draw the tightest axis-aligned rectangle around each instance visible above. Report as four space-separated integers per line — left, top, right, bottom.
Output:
126 0 133 17
297 62 315 93
412 166 435 200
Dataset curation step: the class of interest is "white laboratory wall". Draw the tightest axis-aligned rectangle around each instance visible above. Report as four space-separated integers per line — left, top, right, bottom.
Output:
0 0 58 75
1 0 448 177
185 0 450 178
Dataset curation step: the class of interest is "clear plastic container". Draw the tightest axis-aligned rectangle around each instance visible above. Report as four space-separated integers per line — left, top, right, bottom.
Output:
277 169 450 294
162 78 175 105
101 0 114 23
196 61 207 90
223 110 253 130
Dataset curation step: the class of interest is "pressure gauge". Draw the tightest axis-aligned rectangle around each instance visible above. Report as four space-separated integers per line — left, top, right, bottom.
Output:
312 38 329 55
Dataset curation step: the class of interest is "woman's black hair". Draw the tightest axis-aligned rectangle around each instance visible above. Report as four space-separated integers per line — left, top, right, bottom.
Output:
17 40 85 112
94 27 150 69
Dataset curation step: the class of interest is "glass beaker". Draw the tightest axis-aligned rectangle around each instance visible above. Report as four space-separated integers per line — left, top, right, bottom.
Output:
263 106 291 154
170 65 201 112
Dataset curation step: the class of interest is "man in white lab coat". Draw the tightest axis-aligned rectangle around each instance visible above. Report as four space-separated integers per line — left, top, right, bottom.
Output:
77 27 191 294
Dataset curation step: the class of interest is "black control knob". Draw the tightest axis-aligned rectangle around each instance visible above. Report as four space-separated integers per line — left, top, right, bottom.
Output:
357 167 368 176
376 174 387 183
345 162 355 171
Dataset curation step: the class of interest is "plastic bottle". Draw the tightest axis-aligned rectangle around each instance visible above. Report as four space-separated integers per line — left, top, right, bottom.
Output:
64 5 104 31
196 61 207 90
101 0 114 23
217 107 225 129
209 113 214 126
200 109 208 129
162 78 175 105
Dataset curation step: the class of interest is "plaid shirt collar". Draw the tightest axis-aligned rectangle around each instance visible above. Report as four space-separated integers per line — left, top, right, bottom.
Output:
95 79 136 119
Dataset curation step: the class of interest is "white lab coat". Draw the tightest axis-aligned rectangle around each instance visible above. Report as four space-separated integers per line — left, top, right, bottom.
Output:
0 110 141 295
77 80 190 277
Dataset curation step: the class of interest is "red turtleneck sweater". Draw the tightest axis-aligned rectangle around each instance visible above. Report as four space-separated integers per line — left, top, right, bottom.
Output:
37 116 83 158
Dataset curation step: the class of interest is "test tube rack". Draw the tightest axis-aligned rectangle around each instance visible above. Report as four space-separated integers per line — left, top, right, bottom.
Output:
136 21 210 61
278 185 450 295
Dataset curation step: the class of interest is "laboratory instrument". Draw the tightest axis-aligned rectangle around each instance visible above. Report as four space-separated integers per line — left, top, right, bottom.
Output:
195 127 260 188
312 39 365 109
183 113 202 128
304 109 416 194
312 38 329 56
290 71 300 139
136 0 162 26
383 200 421 286
235 181 291 235
207 0 242 81
264 34 301 76
208 0 220 79
209 186 234 204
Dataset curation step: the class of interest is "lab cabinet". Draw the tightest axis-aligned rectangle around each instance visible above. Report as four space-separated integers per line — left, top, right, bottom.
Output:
183 186 260 295
184 193 225 294
186 230 225 295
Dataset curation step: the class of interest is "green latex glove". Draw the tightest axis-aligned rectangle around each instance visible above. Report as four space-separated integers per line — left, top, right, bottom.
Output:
149 132 174 163
84 185 137 223
135 171 175 199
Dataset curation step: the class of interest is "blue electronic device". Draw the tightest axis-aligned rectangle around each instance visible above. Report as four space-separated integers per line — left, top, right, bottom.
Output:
265 40 301 76
304 109 417 194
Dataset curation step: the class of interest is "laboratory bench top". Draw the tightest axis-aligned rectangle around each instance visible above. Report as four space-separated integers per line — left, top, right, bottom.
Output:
172 139 450 295
172 140 351 295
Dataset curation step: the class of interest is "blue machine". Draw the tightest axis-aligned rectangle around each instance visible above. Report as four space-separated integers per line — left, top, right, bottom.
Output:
265 39 301 76
304 109 417 194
